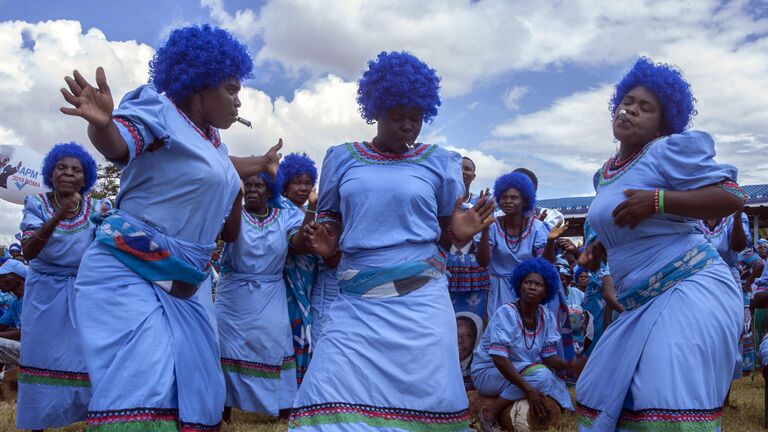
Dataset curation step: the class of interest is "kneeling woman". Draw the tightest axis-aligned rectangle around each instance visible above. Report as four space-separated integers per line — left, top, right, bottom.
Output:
472 258 582 432
217 173 308 418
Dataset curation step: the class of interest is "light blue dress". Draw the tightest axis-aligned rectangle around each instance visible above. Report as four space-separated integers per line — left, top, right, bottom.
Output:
471 303 573 410
485 217 549 318
290 141 470 431
74 85 240 430
216 206 302 415
310 258 339 346
16 193 103 429
698 214 754 377
576 131 742 431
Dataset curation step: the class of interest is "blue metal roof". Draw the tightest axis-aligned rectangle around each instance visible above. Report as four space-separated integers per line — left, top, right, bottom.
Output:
538 184 768 216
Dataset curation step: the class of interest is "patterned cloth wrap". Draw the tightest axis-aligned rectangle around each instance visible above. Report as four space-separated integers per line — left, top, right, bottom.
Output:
618 243 721 311
338 250 447 299
92 210 211 298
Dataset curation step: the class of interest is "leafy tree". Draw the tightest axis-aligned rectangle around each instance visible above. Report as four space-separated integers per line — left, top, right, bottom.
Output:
91 163 122 202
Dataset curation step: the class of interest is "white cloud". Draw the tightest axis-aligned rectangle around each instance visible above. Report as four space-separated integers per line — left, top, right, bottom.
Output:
208 0 768 98
502 86 529 111
200 0 259 41
445 145 513 191
0 20 376 244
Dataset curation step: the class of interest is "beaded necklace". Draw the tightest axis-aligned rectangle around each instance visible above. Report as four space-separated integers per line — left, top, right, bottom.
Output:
597 137 660 187
517 300 539 350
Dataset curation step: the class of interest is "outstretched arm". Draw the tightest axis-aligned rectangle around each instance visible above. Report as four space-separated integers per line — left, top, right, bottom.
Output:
230 140 283 179
60 67 128 162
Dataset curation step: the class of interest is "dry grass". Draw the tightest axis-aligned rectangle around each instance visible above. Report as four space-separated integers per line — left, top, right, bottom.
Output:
2 376 768 431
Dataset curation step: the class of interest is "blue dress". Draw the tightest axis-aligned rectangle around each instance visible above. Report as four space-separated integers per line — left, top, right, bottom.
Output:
575 131 741 431
471 303 573 411
290 142 470 431
310 257 339 346
698 213 753 376
485 217 549 318
74 85 240 430
216 206 303 415
16 193 103 429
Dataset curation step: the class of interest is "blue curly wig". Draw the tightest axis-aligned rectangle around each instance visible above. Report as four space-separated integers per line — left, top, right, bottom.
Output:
511 258 560 304
357 51 441 124
149 24 254 103
277 153 318 195
610 57 696 135
573 266 589 279
493 172 536 214
41 142 98 194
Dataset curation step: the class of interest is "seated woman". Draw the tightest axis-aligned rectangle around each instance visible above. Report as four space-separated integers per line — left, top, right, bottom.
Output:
472 258 583 432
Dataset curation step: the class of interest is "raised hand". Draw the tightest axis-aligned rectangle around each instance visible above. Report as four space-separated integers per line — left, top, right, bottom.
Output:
451 188 496 244
612 188 655 229
60 67 114 128
547 220 569 242
308 188 318 208
263 139 283 180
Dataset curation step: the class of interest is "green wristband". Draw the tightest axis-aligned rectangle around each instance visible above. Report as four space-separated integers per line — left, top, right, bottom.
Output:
658 189 665 215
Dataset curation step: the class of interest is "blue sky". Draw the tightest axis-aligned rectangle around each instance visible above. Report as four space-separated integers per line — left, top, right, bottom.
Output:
0 0 766 243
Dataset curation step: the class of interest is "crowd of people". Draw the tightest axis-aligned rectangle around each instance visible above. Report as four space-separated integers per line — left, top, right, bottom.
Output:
0 23 765 432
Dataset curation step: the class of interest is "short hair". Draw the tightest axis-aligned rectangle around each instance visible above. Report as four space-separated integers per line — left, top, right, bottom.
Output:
493 172 536 213
277 153 318 195
41 142 98 194
610 57 696 135
462 156 476 171
511 258 560 304
149 24 254 103
357 51 441 124
513 167 538 190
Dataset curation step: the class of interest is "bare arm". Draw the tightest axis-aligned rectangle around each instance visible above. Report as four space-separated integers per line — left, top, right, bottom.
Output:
0 328 20 341
229 140 283 179
613 185 746 229
476 228 491 267
219 192 243 243
601 274 623 313
729 211 747 252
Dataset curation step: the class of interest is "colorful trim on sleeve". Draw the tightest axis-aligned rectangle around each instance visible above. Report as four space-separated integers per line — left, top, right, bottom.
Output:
317 211 342 225
289 402 470 432
487 343 510 357
18 365 90 388
718 181 748 202
541 343 557 357
113 116 146 161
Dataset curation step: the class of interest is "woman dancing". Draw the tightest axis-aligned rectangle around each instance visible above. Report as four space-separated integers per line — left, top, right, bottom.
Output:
576 57 746 431
289 51 495 431
60 24 280 430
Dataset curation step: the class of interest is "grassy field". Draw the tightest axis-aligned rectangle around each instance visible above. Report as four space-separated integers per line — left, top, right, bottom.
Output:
1 375 767 431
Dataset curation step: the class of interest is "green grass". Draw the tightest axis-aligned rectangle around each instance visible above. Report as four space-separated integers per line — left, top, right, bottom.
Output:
2 376 768 431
